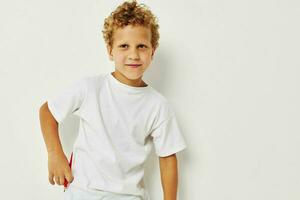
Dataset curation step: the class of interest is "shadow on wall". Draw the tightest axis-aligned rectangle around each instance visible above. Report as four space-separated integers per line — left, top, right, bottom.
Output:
144 44 170 94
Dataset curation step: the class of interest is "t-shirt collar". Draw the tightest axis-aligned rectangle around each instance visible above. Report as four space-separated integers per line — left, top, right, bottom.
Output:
106 71 151 94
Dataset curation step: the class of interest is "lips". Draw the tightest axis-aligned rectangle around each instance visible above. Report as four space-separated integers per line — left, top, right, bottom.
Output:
126 64 142 68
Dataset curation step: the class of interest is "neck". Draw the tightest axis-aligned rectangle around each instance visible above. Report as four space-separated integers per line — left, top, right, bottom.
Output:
111 71 147 87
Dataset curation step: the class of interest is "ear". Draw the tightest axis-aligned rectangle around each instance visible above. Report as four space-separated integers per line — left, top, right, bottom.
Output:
151 48 156 60
106 45 113 61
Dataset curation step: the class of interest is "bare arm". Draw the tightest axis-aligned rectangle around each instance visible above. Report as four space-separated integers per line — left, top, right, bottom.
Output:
39 102 63 153
39 102 73 185
159 154 178 200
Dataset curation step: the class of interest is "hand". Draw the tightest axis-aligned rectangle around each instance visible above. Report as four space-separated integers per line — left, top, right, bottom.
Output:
47 151 74 186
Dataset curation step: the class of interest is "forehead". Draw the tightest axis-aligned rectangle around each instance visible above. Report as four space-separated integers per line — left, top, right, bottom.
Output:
113 25 151 44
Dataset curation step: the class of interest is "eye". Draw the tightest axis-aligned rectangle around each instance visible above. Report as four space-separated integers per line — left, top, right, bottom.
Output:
119 44 128 48
138 44 147 49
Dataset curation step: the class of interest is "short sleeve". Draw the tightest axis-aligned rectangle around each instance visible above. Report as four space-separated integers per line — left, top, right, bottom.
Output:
150 112 187 157
47 78 87 124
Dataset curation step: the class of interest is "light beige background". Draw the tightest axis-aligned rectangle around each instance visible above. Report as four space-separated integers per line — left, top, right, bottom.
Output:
0 0 299 199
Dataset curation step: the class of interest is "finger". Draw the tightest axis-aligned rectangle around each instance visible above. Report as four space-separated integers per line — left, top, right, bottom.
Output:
59 175 65 185
48 174 55 185
65 171 74 183
54 175 60 185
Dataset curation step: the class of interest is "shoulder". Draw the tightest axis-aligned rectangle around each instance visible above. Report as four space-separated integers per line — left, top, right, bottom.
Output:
82 72 106 83
149 87 172 107
147 88 176 121
146 86 167 102
80 72 108 89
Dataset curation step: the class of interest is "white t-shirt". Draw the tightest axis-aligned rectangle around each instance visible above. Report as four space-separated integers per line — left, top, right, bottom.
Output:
47 71 187 200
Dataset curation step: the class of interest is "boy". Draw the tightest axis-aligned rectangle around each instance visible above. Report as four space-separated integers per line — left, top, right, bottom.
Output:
39 1 187 200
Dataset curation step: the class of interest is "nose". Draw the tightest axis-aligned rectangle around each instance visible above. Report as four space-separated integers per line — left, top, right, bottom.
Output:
128 48 140 60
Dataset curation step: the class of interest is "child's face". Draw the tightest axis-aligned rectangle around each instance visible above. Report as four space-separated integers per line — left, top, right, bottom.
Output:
107 25 155 81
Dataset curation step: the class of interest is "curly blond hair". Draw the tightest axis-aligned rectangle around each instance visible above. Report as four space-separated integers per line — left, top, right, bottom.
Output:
102 0 160 50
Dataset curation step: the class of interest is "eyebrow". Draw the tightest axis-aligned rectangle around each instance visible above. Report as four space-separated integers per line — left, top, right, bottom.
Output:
118 42 148 45
118 43 149 47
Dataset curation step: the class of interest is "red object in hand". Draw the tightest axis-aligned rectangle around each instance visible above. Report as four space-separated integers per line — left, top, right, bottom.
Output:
63 152 73 191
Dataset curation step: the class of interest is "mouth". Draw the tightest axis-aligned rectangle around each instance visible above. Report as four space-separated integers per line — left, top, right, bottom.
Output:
126 64 142 68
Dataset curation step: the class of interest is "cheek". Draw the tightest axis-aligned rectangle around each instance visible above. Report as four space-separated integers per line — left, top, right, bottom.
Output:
141 52 152 62
114 54 126 62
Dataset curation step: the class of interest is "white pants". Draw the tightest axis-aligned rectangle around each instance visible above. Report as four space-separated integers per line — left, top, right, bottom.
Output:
64 184 143 200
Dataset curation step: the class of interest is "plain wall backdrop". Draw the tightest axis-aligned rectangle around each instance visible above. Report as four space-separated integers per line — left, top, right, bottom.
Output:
0 0 299 199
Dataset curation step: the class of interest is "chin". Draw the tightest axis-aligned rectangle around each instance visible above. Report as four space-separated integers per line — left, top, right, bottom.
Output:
115 68 143 79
